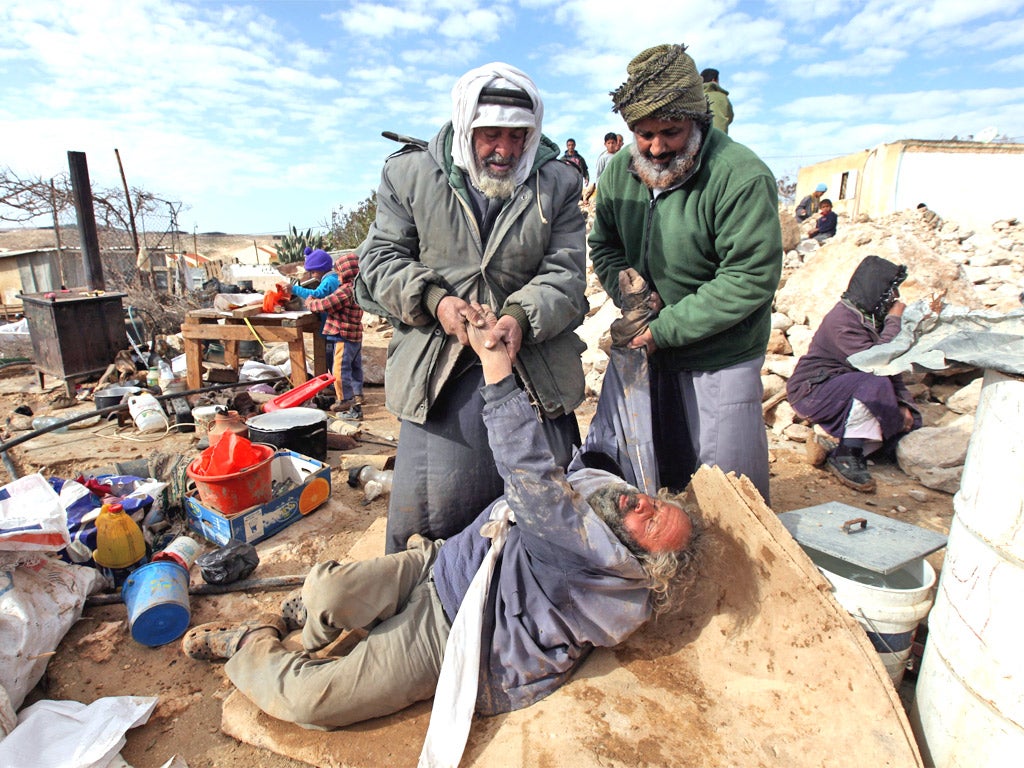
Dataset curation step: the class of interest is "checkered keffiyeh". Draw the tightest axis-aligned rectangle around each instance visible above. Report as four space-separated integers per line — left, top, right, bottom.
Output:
611 44 711 128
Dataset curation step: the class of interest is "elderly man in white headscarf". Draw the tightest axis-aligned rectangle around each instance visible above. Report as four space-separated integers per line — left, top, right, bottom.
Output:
356 62 589 554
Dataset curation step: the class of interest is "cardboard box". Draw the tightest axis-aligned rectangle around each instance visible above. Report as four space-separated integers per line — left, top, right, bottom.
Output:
185 450 331 546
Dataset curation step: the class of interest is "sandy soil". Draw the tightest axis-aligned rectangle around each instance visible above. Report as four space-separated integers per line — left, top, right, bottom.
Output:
1 329 954 768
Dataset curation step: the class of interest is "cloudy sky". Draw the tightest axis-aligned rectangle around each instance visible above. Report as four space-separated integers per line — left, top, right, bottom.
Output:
2 0 1023 236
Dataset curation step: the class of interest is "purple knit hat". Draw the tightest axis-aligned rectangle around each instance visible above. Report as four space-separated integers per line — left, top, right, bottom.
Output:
303 247 332 272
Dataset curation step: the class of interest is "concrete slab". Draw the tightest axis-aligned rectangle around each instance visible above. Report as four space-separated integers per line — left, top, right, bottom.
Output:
221 466 923 767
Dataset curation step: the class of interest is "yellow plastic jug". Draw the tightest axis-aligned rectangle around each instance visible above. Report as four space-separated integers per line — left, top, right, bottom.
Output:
93 503 147 569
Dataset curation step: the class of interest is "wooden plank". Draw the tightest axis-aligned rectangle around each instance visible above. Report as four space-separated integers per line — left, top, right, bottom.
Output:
230 305 264 319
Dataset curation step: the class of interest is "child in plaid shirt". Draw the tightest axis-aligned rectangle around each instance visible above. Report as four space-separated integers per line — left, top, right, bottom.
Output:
304 251 364 420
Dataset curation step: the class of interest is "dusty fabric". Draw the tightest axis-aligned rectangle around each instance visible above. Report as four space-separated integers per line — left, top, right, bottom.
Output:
224 543 450 729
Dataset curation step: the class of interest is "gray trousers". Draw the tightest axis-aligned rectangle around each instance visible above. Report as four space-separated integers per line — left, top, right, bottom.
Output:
652 356 770 503
224 540 450 729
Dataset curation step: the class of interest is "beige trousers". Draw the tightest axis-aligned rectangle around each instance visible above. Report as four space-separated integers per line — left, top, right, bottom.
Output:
224 540 450 729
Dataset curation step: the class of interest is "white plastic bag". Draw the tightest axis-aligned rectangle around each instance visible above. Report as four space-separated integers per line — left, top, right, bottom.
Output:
0 558 102 735
0 474 69 552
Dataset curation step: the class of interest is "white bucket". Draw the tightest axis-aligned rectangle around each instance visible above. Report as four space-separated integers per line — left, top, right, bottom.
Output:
805 548 936 686
910 370 1024 767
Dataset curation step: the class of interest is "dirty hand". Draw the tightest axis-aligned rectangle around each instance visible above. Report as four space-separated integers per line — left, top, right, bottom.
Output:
628 327 658 354
484 314 523 363
900 406 915 432
466 304 513 382
611 268 659 348
888 300 906 318
437 296 478 345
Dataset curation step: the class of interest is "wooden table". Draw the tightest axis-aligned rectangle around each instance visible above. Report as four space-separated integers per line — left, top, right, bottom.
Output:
180 309 327 390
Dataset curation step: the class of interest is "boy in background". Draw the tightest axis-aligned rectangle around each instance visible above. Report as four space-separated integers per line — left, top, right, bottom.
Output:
808 199 837 243
304 252 364 420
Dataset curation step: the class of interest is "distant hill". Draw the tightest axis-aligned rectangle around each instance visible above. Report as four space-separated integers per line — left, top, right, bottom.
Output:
0 227 281 262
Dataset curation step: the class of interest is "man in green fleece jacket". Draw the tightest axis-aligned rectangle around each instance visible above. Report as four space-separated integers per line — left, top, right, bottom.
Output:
589 43 782 503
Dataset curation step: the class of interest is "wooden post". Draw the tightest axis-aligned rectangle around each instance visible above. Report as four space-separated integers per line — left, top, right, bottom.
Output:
49 178 67 288
114 148 147 288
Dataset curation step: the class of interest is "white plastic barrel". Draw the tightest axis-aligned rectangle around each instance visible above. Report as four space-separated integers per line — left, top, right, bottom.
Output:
910 369 1024 766
805 548 935 686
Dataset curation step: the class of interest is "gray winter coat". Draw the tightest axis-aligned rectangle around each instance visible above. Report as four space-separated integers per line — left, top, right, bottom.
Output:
356 123 588 423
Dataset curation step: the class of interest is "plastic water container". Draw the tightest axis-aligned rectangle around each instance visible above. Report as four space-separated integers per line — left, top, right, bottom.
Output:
128 393 169 433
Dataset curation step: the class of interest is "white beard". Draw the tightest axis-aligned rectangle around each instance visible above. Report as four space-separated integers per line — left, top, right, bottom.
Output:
474 153 520 199
630 127 703 190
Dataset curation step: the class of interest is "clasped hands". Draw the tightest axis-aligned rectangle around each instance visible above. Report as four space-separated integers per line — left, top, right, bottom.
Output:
437 297 514 384
437 296 521 363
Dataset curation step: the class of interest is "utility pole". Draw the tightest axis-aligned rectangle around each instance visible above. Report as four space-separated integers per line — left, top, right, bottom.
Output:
114 148 147 288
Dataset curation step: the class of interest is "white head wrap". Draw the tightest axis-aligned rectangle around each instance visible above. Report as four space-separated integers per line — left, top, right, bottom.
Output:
450 62 544 191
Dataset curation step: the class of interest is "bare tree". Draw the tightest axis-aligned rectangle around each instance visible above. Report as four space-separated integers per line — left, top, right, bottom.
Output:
1 167 183 248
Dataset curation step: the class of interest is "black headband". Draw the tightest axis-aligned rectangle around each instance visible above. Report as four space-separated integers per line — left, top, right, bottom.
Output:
478 86 533 110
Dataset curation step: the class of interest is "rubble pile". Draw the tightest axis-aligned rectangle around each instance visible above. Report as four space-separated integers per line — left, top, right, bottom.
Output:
579 207 1024 494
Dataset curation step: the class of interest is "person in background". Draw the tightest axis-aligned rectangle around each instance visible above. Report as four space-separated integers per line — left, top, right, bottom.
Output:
594 131 620 185
615 133 625 151
786 255 922 492
583 132 620 202
917 202 942 230
290 247 339 300
356 62 588 554
589 43 782 504
807 198 837 242
303 251 364 420
281 247 342 373
700 68 733 134
795 183 827 222
560 137 590 186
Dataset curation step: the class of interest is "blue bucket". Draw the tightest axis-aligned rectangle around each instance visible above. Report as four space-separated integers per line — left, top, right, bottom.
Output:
122 561 191 647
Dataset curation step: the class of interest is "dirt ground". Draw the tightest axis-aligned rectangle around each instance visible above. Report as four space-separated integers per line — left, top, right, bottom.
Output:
0 332 954 768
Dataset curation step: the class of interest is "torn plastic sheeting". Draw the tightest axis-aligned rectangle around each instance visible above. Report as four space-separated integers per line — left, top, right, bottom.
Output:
849 303 1024 377
0 695 157 767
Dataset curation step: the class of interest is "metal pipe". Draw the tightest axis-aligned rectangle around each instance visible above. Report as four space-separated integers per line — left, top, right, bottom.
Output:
67 151 104 291
0 375 288 454
85 572 306 605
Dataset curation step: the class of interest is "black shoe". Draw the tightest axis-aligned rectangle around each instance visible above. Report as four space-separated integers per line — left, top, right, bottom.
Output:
827 451 876 492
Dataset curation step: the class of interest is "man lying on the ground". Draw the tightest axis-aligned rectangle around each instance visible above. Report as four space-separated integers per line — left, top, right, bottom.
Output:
181 301 702 742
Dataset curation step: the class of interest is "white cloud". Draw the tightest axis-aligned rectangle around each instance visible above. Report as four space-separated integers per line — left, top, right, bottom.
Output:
332 3 435 37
